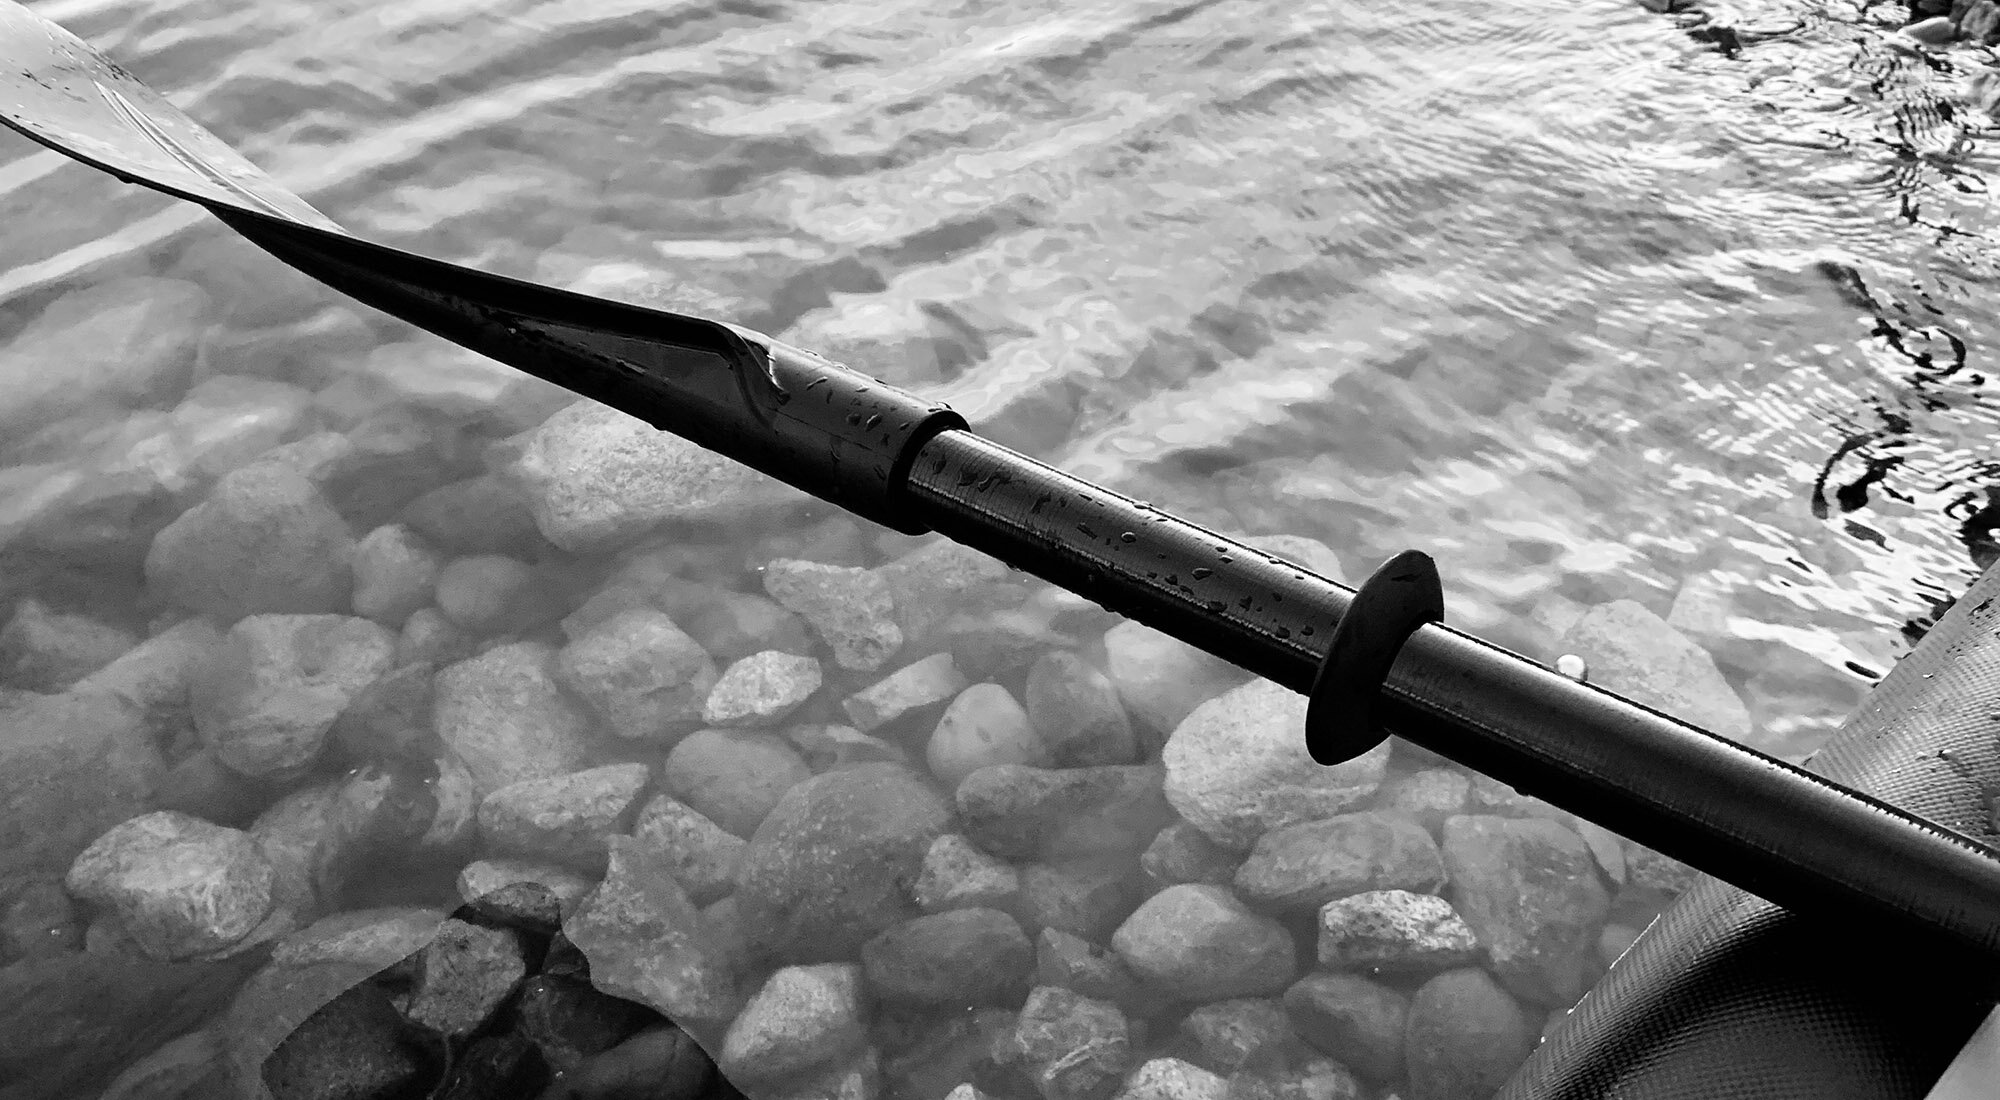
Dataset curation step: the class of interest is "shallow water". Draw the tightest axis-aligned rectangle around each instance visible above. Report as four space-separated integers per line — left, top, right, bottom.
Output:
5 0 2000 1095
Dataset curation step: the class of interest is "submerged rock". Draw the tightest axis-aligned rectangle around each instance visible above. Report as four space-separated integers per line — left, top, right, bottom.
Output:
913 833 1020 914
564 837 745 1034
862 908 1033 1005
1439 815 1610 1006
763 559 904 672
1282 973 1408 1083
1558 600 1751 743
477 764 653 872
1025 651 1139 768
928 683 1051 787
733 764 951 963
1163 679 1390 851
718 963 869 1086
191 614 397 778
514 400 800 552
432 642 593 797
349 523 441 625
1232 813 1445 914
1006 985 1132 1100
1316 890 1481 974
64 811 277 961
144 464 356 620
663 728 815 838
1101 622 1246 740
559 608 719 740
955 764 1174 863
703 650 823 728
629 795 746 906
1401 968 1535 1100
1110 885 1297 1002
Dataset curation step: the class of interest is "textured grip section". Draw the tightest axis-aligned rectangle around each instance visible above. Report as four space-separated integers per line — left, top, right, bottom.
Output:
1501 567 2000 1100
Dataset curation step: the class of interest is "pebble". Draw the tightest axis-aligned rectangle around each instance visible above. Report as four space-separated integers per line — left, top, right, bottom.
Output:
434 554 536 633
1016 860 1142 943
1025 651 1139 767
564 837 746 1033
0 276 208 434
1035 928 1144 1008
717 963 869 1084
1139 823 1240 889
401 473 545 554
763 559 904 671
456 859 596 919
1007 986 1133 1100
1559 600 1751 743
350 524 441 625
477 763 653 872
703 650 824 727
1401 968 1534 1100
1369 769 1472 834
64 811 277 961
1110 885 1298 1002
514 400 800 552
1177 998 1296 1074
1439 815 1610 1006
955 764 1175 863
432 642 594 796
0 597 139 692
398 917 528 1039
1282 973 1408 1082
733 764 951 962
914 833 1021 913
629 794 747 905
559 608 719 740
663 728 816 837
190 613 397 778
929 683 1052 787
1232 813 1445 914
144 464 355 620
1317 890 1481 973
862 908 1034 1005
1101 622 1246 740
1163 679 1391 851
1116 1058 1229 1100
842 652 969 732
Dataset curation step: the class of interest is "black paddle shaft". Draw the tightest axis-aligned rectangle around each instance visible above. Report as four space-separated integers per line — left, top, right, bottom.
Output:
2 0 1998 977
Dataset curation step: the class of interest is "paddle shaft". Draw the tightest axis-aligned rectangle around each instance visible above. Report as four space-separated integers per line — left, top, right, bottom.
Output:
907 429 2000 971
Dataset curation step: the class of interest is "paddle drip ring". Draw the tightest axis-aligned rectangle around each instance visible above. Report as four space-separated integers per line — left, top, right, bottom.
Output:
1304 549 1444 765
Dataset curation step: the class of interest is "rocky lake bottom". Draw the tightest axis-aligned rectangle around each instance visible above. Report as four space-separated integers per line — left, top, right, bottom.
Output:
0 263 1744 1100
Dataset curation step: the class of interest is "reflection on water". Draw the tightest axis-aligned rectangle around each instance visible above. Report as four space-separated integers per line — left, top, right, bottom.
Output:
6 0 2000 1096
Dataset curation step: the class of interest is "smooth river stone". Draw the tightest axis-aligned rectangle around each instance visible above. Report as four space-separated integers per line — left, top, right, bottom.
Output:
144 464 355 621
191 614 396 778
1163 678 1390 851
432 642 593 797
1110 885 1298 1002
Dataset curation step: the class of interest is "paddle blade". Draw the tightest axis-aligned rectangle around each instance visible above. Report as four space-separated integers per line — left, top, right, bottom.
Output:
0 0 342 231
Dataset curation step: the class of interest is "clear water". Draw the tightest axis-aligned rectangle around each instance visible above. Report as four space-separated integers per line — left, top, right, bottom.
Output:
4 0 2000 1094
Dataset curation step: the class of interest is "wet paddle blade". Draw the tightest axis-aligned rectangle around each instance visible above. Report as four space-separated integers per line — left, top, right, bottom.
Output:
0 0 341 231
